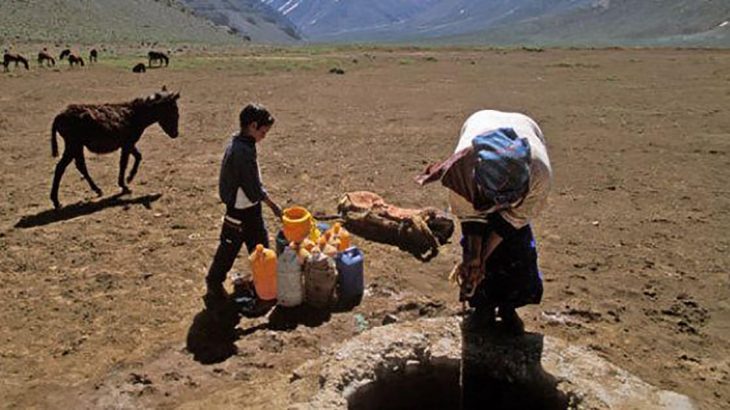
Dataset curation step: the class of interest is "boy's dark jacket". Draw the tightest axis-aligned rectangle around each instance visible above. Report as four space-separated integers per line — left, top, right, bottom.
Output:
219 133 266 210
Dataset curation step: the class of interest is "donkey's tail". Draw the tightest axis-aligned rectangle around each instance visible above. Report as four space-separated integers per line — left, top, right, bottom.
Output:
51 116 60 157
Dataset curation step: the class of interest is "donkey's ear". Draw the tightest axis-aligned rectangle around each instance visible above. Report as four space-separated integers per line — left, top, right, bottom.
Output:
172 92 180 100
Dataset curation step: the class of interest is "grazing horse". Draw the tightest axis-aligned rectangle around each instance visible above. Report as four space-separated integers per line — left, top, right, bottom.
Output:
132 63 146 73
148 51 169 67
3 51 30 71
59 49 71 60
49 87 181 209
89 48 98 63
38 49 56 67
68 53 84 67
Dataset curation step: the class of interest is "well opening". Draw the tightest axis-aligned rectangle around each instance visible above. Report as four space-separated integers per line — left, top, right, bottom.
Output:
346 361 568 410
347 362 460 410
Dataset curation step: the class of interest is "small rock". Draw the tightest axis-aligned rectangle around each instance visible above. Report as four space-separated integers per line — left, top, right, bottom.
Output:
128 372 152 385
382 314 399 325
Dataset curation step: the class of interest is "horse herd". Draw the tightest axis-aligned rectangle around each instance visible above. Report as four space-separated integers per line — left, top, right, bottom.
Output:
2 48 171 73
50 86 181 208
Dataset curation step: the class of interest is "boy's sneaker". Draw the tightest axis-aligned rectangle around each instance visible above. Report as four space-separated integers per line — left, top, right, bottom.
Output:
498 307 525 335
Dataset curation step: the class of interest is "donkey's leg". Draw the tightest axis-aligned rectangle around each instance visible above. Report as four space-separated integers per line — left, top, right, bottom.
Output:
50 151 74 209
126 146 142 184
73 150 103 197
118 147 132 194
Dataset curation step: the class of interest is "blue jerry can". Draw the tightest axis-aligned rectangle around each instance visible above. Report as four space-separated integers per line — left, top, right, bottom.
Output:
336 246 364 305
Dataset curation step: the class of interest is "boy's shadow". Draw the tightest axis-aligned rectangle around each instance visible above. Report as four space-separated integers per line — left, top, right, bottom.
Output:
186 307 240 365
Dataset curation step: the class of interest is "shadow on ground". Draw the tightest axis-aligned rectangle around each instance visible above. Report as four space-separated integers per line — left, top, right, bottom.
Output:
14 193 162 228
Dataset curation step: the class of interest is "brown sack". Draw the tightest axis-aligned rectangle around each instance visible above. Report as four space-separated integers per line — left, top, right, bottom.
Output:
337 191 454 260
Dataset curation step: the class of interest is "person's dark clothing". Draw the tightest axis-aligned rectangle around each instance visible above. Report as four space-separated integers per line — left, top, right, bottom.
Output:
462 219 543 311
206 204 270 290
218 133 267 210
207 133 270 294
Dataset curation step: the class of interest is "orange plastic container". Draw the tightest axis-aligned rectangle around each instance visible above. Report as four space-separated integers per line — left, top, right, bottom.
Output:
329 223 351 252
282 207 314 243
248 244 277 301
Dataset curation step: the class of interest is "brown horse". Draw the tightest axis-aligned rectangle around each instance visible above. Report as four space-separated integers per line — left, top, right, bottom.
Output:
3 51 29 71
68 53 84 67
49 87 181 208
89 49 98 63
38 49 56 67
148 51 169 67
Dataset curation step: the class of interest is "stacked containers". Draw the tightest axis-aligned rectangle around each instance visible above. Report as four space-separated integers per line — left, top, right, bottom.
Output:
304 248 338 309
277 243 304 307
248 244 277 301
282 207 320 243
335 247 365 305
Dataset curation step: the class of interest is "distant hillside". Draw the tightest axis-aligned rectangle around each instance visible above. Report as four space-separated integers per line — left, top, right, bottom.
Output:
0 0 249 45
262 0 730 47
179 0 302 43
443 0 730 47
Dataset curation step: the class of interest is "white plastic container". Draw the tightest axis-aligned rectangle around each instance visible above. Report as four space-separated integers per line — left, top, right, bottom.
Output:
277 245 304 307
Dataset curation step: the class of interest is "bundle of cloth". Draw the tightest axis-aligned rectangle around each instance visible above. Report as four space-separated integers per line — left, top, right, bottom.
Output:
334 191 454 260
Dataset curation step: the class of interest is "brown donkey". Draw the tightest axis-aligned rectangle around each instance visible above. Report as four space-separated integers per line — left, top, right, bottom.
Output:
49 87 181 208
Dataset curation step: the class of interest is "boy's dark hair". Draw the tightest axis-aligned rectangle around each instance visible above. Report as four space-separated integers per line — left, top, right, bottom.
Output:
239 103 274 130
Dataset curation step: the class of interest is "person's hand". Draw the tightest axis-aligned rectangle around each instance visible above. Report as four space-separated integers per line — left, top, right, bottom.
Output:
271 202 283 219
459 258 484 301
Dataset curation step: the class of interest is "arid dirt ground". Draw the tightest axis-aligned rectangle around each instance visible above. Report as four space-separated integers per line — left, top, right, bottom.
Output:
0 47 728 409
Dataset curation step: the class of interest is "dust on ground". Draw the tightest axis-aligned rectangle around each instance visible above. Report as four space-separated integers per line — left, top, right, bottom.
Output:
0 47 728 409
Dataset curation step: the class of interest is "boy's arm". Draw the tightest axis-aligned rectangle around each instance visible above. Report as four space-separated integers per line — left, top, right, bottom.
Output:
263 195 283 219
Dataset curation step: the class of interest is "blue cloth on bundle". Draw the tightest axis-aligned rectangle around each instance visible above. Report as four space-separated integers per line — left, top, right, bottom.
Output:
472 128 531 206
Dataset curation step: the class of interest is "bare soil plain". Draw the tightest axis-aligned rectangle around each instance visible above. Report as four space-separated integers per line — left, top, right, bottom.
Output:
0 47 728 409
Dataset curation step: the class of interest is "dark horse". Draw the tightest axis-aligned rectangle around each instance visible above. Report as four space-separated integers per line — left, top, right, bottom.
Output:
68 53 84 67
148 51 169 67
38 49 56 67
49 87 181 209
89 49 98 63
59 49 71 60
132 63 146 73
3 51 29 71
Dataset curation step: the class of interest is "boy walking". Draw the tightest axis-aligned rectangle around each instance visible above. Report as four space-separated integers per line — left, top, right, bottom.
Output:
204 104 283 309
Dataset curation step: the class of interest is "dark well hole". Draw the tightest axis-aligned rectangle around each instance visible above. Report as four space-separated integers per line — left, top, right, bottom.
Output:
347 362 461 410
346 360 567 410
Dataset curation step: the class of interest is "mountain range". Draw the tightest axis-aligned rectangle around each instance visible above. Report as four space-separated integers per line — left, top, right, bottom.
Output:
262 0 730 46
0 0 727 46
178 0 301 43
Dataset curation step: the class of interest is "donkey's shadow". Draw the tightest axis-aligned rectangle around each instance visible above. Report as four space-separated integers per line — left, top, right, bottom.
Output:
15 192 162 228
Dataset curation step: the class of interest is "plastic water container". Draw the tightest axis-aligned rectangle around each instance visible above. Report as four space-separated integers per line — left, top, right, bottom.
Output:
277 245 303 307
248 244 277 301
282 207 314 243
275 230 288 255
316 222 331 233
304 250 337 309
336 246 364 305
328 223 351 252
